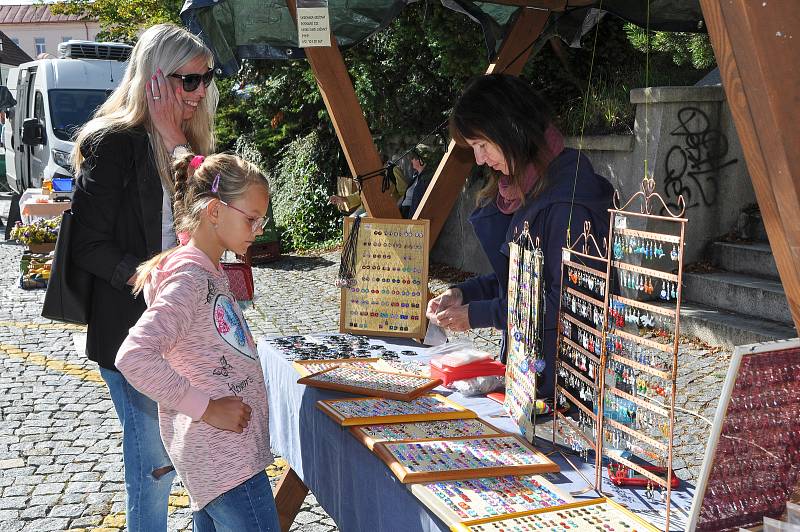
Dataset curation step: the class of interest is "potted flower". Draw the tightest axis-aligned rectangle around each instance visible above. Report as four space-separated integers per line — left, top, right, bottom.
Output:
10 217 60 254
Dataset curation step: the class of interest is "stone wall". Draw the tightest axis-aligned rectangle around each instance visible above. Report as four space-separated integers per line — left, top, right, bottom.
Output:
431 84 756 271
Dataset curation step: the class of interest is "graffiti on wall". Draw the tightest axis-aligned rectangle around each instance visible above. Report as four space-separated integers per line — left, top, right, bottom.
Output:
663 106 738 212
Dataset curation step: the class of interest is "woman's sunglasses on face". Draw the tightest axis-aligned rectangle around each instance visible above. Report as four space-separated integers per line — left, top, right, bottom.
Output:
169 68 215 92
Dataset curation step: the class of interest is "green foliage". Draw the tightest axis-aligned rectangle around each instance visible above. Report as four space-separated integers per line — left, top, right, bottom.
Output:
245 131 342 251
51 0 182 42
624 24 716 70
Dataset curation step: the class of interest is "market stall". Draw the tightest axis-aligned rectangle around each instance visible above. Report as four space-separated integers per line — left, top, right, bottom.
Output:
258 333 696 531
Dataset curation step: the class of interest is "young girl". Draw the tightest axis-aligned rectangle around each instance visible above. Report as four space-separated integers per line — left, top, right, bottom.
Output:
116 153 279 532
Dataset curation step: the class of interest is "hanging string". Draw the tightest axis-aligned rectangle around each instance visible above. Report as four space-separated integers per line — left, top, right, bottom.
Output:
565 0 603 248
335 217 361 288
643 0 651 183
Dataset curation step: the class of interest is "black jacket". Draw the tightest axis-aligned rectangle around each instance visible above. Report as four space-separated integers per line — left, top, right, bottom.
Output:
71 126 164 370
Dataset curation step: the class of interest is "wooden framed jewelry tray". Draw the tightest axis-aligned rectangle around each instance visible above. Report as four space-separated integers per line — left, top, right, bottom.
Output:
372 434 559 483
298 365 442 401
316 394 476 427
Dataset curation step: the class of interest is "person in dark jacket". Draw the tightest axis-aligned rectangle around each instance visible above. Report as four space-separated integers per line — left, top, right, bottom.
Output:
69 24 218 531
427 74 613 405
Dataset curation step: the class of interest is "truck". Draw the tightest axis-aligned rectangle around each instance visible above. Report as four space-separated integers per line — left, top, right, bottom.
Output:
3 40 132 194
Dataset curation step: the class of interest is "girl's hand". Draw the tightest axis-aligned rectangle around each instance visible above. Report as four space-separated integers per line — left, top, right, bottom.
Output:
201 396 252 433
435 303 471 332
426 288 463 324
145 68 187 151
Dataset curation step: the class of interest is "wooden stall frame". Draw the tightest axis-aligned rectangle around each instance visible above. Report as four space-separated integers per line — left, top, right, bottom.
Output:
372 433 560 483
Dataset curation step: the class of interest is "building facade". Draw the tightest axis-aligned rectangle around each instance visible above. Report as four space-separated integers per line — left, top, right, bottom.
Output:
0 4 100 65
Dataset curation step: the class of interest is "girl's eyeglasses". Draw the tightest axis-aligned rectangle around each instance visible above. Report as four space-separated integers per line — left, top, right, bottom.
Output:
219 200 269 233
169 68 214 92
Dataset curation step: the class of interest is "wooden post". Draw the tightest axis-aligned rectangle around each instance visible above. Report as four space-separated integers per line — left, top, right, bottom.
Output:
286 0 400 218
700 0 800 329
412 8 551 247
273 467 309 532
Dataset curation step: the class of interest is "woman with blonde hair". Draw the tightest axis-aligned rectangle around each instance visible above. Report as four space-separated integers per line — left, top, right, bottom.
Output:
70 23 218 531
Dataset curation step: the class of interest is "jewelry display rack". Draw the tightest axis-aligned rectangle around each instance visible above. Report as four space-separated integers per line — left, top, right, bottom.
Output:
340 217 430 339
553 220 609 491
602 177 687 532
504 222 546 443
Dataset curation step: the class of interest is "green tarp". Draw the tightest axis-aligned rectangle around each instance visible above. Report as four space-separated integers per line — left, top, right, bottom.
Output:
180 0 705 76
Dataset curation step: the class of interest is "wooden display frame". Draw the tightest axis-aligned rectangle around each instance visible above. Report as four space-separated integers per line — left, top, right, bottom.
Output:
372 434 559 484
450 497 660 532
297 365 442 401
316 394 476 427
350 418 503 451
292 357 379 377
340 217 430 339
409 474 571 527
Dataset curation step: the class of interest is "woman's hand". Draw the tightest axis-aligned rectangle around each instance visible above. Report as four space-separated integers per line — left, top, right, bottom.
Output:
435 304 471 332
426 288 463 323
328 195 347 208
201 396 252 433
145 68 187 151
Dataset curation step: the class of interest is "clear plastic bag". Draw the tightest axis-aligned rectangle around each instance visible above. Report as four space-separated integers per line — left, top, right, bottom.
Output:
450 375 505 397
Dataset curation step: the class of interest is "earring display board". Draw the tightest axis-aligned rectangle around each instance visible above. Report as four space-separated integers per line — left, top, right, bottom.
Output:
451 497 660 532
293 358 379 377
350 418 502 450
297 365 442 401
553 220 608 486
317 394 476 427
601 179 686 532
340 217 430 339
372 434 559 483
687 339 800 532
504 223 546 443
409 474 571 527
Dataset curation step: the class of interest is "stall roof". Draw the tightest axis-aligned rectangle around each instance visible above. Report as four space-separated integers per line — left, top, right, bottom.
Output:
181 0 705 75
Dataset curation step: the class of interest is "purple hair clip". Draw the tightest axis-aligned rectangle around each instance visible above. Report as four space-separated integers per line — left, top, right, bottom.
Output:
211 173 221 193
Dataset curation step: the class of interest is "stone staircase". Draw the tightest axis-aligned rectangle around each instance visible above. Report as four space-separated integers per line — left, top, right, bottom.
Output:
678 235 797 350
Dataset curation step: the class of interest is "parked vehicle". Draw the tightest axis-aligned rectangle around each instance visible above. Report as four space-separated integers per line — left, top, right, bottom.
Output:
3 40 132 194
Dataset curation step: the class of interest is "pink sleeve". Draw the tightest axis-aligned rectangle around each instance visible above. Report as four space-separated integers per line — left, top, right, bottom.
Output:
115 271 210 421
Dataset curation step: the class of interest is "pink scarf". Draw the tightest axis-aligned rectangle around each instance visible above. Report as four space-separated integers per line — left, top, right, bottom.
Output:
496 125 565 214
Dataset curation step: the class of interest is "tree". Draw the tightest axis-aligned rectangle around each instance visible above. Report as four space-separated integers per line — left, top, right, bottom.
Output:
50 0 182 42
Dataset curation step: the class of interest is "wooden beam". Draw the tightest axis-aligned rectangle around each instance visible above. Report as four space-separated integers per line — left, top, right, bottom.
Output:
699 0 800 329
286 0 400 218
413 8 551 247
273 467 309 532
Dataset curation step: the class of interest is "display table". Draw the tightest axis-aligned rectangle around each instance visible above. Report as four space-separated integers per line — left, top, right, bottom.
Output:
259 335 695 531
19 188 70 223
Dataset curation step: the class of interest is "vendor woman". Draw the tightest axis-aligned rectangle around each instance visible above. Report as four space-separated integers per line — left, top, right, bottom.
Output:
426 74 614 408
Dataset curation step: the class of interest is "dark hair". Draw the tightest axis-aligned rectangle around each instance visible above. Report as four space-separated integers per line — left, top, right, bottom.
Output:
449 74 555 205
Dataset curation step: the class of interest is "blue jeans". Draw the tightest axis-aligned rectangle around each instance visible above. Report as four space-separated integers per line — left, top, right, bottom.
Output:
100 367 176 532
192 471 280 532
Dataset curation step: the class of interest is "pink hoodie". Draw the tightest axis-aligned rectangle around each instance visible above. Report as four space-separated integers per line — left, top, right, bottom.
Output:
116 245 272 510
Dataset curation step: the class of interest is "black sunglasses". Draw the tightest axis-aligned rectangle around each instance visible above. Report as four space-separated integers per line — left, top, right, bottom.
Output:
169 68 214 92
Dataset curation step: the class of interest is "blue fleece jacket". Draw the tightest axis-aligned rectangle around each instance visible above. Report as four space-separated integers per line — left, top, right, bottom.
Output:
455 148 613 394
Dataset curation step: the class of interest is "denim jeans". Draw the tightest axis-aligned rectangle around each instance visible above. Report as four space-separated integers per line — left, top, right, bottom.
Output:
192 471 281 532
100 367 176 532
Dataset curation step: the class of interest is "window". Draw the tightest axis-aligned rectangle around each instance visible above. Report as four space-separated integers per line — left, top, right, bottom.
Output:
34 38 46 56
62 36 72 43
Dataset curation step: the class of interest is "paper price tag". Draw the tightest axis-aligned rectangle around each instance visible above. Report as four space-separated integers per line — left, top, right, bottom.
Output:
297 1 331 48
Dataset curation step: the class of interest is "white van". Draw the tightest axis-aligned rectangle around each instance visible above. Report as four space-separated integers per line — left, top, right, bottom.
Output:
4 40 131 194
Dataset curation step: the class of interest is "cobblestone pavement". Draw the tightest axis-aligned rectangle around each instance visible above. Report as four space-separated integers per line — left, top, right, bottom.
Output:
0 197 731 531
